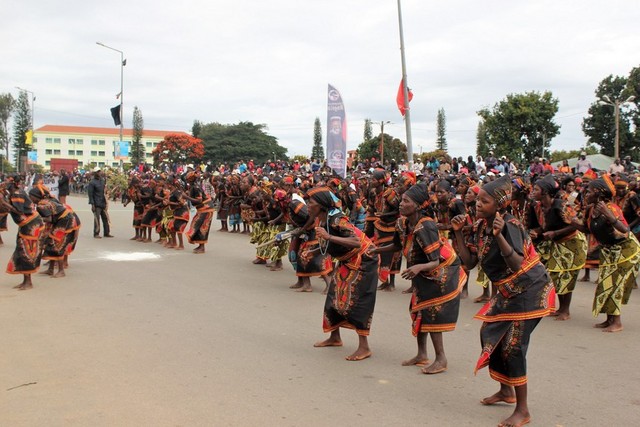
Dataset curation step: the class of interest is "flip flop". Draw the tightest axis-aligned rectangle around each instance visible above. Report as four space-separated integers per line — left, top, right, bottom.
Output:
498 416 530 427
422 366 447 375
480 395 517 405
345 352 372 361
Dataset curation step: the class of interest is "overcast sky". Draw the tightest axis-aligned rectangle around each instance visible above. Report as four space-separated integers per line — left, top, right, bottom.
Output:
3 0 638 159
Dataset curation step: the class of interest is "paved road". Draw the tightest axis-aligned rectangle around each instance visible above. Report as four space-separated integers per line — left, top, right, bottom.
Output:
1 195 639 426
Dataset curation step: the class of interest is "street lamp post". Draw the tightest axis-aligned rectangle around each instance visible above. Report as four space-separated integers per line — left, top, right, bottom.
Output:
96 42 126 166
14 86 35 173
599 95 636 160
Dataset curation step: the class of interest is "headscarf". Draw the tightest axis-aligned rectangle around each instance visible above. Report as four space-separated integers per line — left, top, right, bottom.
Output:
308 186 342 213
583 169 597 181
282 176 295 185
588 174 615 199
535 174 560 196
288 199 309 227
28 185 49 200
372 169 386 183
470 185 481 195
482 175 512 211
404 183 429 208
400 171 417 186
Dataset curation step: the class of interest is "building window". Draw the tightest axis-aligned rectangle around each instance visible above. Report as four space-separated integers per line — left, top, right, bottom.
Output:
91 151 98 156
45 160 51 166
68 150 75 156
99 140 106 146
53 138 61 144
78 161 83 167
145 153 153 158
112 162 119 167
53 149 61 155
146 142 152 147
33 137 38 143
91 140 98 145
45 149 53 155
153 142 158 147
76 139 83 145
46 137 53 144
98 162 105 167
98 151 105 157
76 150 83 155
69 138 75 144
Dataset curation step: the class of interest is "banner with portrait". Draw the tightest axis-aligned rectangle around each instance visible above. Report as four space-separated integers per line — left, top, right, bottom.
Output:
326 84 347 178
115 140 130 160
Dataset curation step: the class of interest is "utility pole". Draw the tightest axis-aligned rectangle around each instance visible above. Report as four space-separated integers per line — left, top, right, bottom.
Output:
397 0 413 167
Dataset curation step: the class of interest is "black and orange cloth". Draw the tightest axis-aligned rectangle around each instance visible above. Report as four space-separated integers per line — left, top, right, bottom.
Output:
287 200 332 278
168 188 190 234
34 198 79 261
466 213 555 387
5 190 44 274
373 187 402 283
320 212 378 336
394 216 465 334
186 183 215 245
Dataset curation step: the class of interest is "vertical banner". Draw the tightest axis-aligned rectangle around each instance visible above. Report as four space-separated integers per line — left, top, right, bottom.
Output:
115 140 130 160
326 84 347 178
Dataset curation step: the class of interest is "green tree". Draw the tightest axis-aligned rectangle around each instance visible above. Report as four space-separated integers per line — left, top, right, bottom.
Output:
436 108 447 151
549 143 599 163
192 120 203 138
476 120 490 158
627 66 640 160
130 106 145 165
12 90 31 169
0 93 15 165
311 117 323 160
198 121 287 165
582 75 634 159
477 91 560 163
357 133 407 163
363 118 373 142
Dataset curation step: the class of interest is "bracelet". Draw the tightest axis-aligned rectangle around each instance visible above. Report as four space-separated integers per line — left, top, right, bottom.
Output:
500 247 514 258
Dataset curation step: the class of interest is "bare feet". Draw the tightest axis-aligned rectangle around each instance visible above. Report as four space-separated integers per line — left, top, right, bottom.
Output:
474 295 490 303
295 287 312 292
252 258 267 265
193 248 205 254
578 275 590 282
460 289 469 299
176 246 184 250
421 359 447 374
39 270 53 276
52 271 66 278
402 286 415 294
314 338 343 348
480 390 516 405
602 324 623 332
498 410 531 427
377 282 389 290
554 312 570 321
401 356 430 367
16 283 33 291
382 285 395 292
593 320 610 329
345 349 372 361
289 282 303 289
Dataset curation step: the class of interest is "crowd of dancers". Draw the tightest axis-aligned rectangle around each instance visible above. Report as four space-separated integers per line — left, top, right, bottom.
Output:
5 159 636 427
118 161 637 427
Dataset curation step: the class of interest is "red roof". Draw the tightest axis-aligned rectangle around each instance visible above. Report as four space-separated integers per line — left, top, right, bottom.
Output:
36 125 189 138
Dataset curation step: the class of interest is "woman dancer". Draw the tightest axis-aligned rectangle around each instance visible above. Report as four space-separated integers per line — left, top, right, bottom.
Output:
372 183 465 374
308 186 378 361
451 176 556 427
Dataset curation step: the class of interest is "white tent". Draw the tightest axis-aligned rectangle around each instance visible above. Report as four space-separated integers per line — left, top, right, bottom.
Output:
555 153 638 172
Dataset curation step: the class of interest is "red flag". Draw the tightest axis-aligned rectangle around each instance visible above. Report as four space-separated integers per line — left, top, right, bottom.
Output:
396 79 413 116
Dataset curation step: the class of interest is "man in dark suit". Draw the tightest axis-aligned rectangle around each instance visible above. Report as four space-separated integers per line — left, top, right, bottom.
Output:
87 168 113 238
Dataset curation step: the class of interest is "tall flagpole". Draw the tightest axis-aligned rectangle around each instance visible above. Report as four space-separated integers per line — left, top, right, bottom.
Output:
397 0 413 167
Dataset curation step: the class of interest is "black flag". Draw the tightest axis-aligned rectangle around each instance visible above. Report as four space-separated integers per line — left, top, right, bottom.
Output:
110 105 121 126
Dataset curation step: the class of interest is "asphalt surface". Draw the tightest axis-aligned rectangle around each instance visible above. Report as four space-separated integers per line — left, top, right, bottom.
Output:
1 195 639 426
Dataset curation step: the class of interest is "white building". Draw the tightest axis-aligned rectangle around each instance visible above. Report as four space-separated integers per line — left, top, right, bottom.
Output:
32 125 189 169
